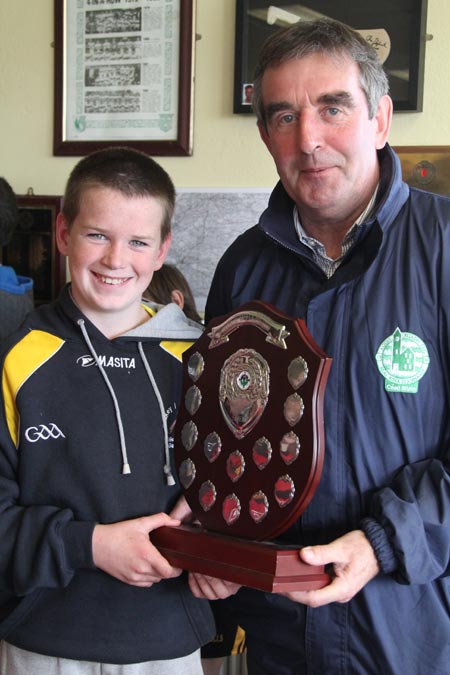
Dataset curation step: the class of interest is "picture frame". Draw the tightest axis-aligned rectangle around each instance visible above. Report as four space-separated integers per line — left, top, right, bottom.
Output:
1 195 66 306
54 0 195 157
394 146 450 197
234 0 428 114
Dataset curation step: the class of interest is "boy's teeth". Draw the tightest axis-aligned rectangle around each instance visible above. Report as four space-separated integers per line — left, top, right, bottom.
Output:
101 276 124 285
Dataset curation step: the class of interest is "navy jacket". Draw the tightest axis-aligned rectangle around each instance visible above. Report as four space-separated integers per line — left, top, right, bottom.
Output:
206 145 450 674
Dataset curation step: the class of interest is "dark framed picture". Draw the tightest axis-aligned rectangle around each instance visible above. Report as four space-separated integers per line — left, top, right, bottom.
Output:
54 0 195 156
234 0 428 114
1 195 66 306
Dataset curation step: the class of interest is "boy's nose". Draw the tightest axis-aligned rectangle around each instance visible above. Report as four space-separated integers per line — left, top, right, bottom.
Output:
103 243 125 268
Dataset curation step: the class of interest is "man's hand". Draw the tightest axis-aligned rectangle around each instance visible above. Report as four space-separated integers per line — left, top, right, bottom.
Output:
188 573 242 600
278 530 380 607
92 513 182 587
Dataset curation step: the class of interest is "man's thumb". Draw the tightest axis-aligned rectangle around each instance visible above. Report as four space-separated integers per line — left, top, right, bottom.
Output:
300 545 327 565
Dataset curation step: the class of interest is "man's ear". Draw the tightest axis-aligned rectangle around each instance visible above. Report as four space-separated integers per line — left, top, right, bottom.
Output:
55 212 70 256
170 289 185 309
374 94 393 150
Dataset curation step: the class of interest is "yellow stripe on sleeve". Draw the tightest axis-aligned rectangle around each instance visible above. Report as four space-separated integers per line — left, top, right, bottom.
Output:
160 340 193 362
2 330 65 447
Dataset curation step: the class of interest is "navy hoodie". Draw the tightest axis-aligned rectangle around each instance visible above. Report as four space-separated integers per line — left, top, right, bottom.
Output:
0 285 214 663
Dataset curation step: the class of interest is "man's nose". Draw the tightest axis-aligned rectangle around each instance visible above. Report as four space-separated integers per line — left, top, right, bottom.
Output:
297 113 322 154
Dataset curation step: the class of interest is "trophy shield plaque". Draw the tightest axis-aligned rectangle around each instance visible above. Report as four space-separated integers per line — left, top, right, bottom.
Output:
151 301 332 592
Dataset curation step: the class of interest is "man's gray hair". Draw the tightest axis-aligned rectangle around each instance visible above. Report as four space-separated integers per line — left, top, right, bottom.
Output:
253 18 389 128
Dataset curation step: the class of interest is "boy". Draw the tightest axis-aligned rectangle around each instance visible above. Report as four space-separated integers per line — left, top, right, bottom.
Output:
0 147 214 674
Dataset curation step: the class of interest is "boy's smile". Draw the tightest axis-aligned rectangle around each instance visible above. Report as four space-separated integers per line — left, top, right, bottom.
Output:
56 186 171 337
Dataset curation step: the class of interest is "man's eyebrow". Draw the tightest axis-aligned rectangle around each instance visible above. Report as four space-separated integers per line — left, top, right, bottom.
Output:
264 91 357 122
318 91 356 107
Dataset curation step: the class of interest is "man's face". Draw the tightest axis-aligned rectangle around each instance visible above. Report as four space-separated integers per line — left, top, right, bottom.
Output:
258 53 392 231
56 186 171 331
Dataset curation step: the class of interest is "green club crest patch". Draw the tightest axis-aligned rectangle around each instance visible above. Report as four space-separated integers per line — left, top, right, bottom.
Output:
375 328 429 393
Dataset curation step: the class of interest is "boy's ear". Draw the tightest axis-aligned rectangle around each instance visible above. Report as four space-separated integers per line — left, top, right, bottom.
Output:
155 233 172 270
55 212 70 256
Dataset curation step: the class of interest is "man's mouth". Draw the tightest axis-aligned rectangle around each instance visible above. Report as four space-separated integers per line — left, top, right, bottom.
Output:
301 166 330 174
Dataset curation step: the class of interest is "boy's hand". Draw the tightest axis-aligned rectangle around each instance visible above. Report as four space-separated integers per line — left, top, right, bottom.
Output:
169 494 194 522
188 573 241 600
93 514 182 586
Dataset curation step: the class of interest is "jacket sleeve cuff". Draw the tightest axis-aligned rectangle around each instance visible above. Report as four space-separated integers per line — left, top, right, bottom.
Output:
60 521 96 571
360 517 398 574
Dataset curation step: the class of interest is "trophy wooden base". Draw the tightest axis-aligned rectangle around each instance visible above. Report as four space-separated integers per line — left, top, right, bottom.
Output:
152 524 330 592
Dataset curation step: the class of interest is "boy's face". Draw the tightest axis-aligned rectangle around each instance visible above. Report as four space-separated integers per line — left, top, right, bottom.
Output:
56 186 171 333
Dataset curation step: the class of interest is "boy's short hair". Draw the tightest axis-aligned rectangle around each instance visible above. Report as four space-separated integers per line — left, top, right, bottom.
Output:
62 147 175 241
0 177 19 248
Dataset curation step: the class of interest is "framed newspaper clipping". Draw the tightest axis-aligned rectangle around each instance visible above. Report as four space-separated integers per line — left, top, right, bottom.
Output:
53 0 195 156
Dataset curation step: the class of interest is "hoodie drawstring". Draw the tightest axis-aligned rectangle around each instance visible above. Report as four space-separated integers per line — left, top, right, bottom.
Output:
78 319 131 475
78 319 176 484
138 342 175 486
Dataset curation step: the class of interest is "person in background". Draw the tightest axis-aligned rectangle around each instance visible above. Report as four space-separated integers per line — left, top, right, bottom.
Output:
145 262 202 323
0 177 33 340
190 18 450 675
243 83 254 105
0 147 214 674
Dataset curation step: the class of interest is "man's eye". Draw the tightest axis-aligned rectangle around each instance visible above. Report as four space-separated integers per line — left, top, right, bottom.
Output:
327 107 340 116
280 113 295 124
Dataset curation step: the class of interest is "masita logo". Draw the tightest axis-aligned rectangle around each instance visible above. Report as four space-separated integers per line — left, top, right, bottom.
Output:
77 354 136 369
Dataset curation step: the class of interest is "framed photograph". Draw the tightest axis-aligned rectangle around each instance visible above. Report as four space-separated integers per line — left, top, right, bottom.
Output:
54 0 195 156
1 195 66 306
234 0 428 114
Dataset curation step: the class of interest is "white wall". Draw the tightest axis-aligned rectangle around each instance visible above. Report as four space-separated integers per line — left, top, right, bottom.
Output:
0 1 449 195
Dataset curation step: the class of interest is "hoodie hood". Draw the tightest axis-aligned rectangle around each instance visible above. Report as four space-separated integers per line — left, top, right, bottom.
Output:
125 300 203 341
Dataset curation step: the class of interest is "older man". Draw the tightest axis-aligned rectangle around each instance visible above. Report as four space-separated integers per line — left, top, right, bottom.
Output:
191 18 450 675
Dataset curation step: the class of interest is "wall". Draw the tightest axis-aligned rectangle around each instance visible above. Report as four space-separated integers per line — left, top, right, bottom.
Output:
0 0 449 195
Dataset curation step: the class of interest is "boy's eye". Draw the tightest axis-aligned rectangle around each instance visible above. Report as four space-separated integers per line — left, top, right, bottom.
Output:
88 232 107 240
130 239 147 247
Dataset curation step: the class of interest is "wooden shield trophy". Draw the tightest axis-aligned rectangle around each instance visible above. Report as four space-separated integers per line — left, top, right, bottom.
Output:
152 301 332 592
